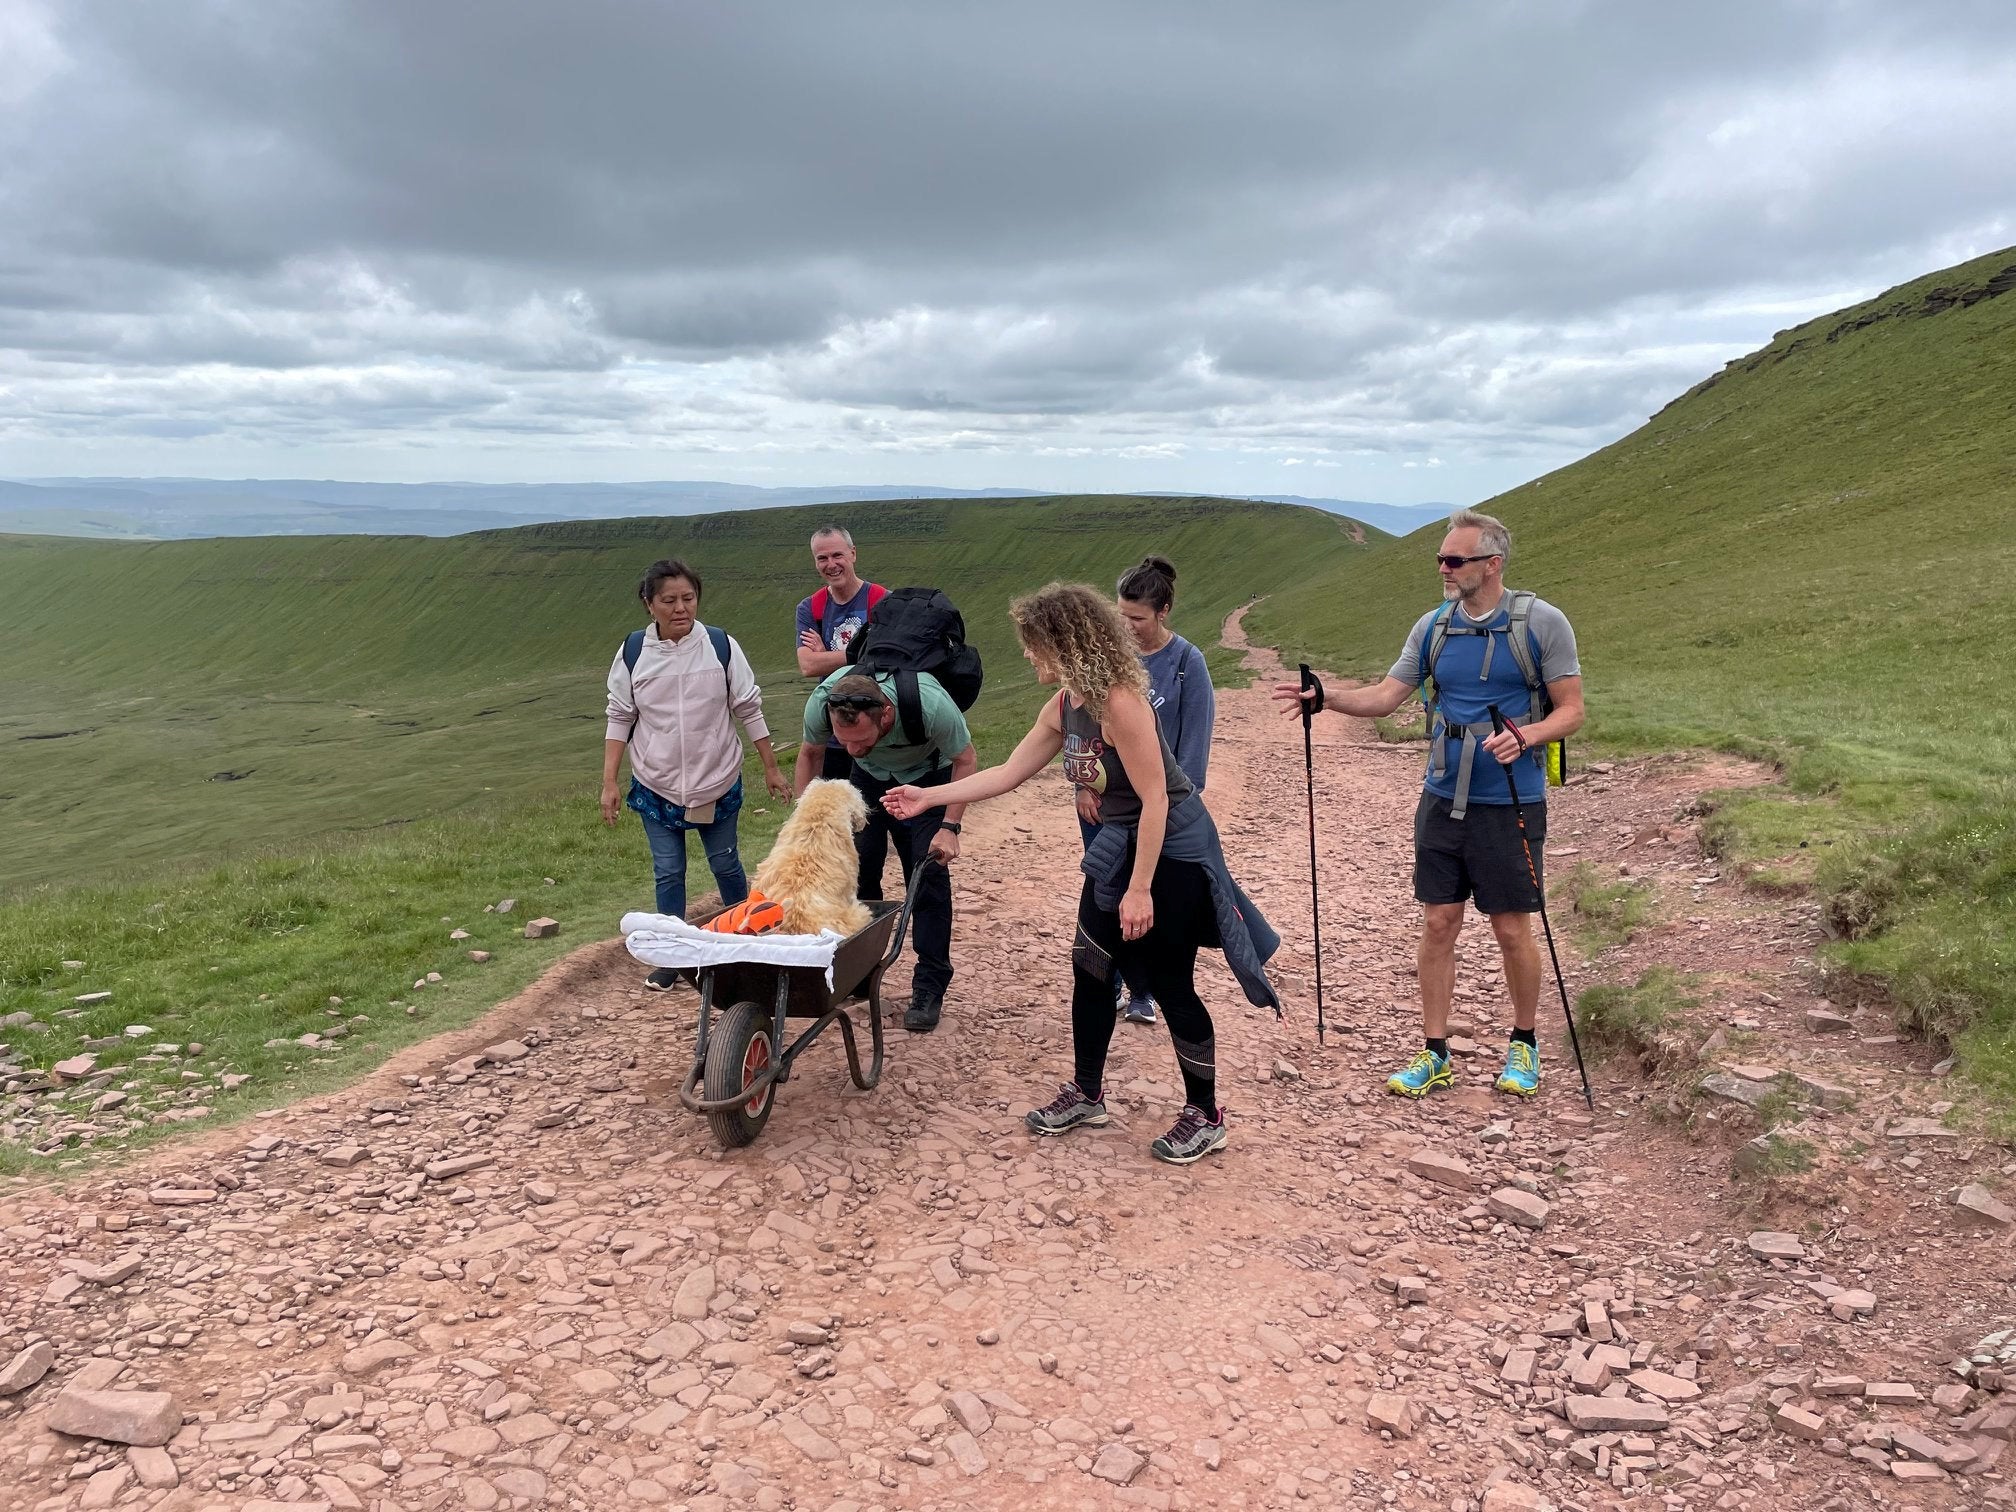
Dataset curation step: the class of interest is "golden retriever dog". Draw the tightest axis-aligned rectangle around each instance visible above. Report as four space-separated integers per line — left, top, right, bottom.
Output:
753 778 873 936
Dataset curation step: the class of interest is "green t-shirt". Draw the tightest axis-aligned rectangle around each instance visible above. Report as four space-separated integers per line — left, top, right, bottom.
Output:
803 670 972 784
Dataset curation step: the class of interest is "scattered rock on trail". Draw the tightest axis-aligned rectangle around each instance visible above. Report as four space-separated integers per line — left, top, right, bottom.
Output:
1405 1149 1476 1190
524 915 559 938
1487 1186 1550 1229
1955 1182 2016 1226
1746 1230 1805 1261
0 1342 54 1395
1366 1391 1418 1437
46 1386 182 1445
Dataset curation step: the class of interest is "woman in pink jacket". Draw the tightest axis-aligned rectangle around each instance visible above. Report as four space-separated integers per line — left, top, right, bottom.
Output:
602 558 793 990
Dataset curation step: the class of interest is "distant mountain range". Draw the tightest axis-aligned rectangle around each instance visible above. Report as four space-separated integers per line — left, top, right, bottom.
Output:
0 477 1450 541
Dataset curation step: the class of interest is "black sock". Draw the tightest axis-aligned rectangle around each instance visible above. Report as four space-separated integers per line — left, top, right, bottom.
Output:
1079 1080 1101 1104
1511 1027 1537 1049
1425 1037 1449 1060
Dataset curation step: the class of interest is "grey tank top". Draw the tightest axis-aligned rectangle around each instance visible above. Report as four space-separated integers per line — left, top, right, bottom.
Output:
1060 691 1194 826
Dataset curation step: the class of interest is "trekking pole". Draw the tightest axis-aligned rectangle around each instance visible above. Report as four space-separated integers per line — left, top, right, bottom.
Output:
1298 664 1330 1044
1487 705 1593 1110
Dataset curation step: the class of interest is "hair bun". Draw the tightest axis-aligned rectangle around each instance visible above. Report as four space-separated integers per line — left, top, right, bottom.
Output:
1140 553 1176 582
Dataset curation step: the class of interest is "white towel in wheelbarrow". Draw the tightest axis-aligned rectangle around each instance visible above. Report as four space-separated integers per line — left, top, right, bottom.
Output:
620 912 847 990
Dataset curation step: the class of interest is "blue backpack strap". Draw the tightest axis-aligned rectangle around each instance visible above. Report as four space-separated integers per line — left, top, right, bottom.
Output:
706 625 732 693
1422 600 1459 702
1420 600 1461 786
626 626 730 688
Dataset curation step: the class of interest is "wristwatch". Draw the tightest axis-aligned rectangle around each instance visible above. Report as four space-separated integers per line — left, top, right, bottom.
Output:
940 821 962 834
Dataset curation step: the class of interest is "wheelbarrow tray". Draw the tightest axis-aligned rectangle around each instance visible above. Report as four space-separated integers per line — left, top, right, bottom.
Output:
698 898 902 1014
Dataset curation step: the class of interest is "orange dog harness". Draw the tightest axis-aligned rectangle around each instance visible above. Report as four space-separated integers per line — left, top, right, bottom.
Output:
700 890 785 936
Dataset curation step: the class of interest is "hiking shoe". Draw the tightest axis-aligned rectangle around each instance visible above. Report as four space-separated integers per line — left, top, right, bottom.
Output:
1024 1082 1109 1136
643 966 682 992
1121 993 1158 1025
1386 1049 1454 1099
1150 1104 1228 1164
904 989 943 1033
1496 1040 1541 1097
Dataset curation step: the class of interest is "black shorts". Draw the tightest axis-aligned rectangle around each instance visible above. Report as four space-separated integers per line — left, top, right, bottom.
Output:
1413 791 1545 915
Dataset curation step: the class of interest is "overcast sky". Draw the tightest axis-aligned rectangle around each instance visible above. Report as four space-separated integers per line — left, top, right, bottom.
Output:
1 1 2011 504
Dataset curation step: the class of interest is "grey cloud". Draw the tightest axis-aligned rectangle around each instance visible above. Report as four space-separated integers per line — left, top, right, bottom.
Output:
1 0 2012 490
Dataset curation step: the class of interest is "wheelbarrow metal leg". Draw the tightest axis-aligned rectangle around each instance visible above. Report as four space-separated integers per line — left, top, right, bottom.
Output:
767 972 792 1084
866 965 886 1087
842 975 891 1096
687 972 718 1082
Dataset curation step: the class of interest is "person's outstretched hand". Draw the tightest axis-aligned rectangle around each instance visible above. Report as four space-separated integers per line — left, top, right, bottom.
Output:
1271 679 1321 719
764 769 794 802
600 781 622 826
881 785 926 820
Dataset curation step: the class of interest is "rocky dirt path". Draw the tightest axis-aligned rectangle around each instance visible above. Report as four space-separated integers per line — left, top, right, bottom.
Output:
1 608 2011 1512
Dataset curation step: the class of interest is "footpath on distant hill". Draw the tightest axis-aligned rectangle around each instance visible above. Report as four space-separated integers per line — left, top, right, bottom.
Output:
1 606 2007 1512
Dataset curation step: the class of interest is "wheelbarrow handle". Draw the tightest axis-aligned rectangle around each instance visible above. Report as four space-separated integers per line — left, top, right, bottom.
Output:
878 854 943 971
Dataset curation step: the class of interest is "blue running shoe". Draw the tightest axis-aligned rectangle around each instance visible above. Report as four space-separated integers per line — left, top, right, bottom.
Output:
1386 1049 1453 1099
1496 1040 1540 1097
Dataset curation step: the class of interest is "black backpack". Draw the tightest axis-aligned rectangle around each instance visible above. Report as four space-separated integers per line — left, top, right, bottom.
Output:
844 587 984 743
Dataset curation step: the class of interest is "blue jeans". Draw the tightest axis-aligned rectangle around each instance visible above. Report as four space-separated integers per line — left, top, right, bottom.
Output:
640 809 748 920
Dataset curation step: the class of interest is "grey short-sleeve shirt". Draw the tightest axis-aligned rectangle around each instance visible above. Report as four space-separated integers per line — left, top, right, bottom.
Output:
1389 594 1580 688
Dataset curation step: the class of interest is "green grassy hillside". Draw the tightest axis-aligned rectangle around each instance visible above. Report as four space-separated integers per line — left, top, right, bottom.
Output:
0 495 1364 892
1252 244 2016 1106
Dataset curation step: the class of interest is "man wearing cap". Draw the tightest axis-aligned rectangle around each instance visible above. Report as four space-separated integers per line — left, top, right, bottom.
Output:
796 670 976 1032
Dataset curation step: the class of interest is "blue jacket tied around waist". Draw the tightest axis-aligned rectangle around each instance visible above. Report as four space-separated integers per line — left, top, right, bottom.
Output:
1081 793 1281 1013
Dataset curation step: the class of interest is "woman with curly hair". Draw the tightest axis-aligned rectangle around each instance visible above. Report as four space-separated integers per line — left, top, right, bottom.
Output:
883 582 1279 1164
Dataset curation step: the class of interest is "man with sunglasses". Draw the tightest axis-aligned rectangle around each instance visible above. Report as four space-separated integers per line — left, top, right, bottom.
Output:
796 671 977 1032
1273 509 1582 1100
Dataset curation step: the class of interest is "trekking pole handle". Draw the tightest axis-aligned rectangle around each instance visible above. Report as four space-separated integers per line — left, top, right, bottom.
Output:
1299 663 1324 720
1487 705 1530 758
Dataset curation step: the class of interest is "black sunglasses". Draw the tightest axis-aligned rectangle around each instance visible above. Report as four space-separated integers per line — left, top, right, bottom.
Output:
1435 553 1498 569
828 694 884 715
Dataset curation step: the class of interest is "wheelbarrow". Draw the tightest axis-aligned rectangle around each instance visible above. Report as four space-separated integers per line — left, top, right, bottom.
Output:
677 860 935 1148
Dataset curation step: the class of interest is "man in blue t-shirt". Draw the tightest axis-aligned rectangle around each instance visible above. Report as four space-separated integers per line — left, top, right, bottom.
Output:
1274 509 1584 1101
795 525 887 781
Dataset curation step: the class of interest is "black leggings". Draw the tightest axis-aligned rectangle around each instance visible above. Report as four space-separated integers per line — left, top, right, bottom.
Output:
1070 855 1218 1116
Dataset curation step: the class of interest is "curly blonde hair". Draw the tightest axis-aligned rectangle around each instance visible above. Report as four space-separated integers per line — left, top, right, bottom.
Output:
1010 582 1149 718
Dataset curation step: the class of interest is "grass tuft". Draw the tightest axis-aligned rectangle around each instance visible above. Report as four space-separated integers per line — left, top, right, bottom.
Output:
1553 861 1656 952
1577 966 1706 1075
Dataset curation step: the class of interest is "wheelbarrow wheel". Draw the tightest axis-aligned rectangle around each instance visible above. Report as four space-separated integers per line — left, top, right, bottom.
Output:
703 1000 777 1148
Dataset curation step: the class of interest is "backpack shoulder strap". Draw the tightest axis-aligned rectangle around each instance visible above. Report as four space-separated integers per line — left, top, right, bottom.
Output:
1423 601 1459 692
706 625 732 692
1501 591 1546 707
809 587 830 623
894 670 929 748
622 628 646 674
865 582 888 612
